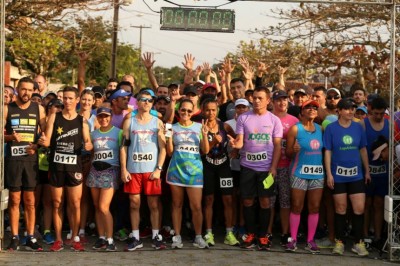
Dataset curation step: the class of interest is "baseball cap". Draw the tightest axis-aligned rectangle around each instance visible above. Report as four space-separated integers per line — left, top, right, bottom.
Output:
97 107 112 116
337 98 357 109
235 98 250 107
44 91 57 98
194 80 205 87
31 93 42 99
47 98 64 109
92 86 105 97
139 88 156 98
294 88 307 95
202 83 217 91
155 95 171 104
183 86 198 96
108 89 132 101
272 90 288 100
367 93 379 103
356 106 368 114
326 88 341 96
372 135 388 161
301 100 319 109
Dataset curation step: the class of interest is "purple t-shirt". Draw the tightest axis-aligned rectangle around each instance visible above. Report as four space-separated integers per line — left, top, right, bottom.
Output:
236 111 283 171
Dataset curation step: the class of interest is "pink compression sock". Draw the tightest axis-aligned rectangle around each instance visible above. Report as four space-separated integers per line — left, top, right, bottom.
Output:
307 213 319 242
289 212 301 241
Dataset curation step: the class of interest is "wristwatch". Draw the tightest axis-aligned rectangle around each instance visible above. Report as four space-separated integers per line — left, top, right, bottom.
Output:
156 166 163 171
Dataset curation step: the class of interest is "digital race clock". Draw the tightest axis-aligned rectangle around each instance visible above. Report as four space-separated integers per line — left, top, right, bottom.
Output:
160 7 235 33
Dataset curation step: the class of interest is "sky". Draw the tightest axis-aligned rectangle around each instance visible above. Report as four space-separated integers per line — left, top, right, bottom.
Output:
90 0 294 68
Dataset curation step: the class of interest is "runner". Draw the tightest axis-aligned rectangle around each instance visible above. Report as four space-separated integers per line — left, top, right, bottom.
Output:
88 107 122 252
5 77 46 251
323 98 370 257
285 100 324 254
228 86 283 250
120 90 167 251
38 86 93 252
201 98 239 247
166 99 210 249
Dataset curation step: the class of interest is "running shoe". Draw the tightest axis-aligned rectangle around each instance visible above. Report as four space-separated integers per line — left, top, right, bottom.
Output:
79 234 88 244
351 241 369 257
241 233 256 249
286 238 297 252
160 226 173 241
114 228 129 242
280 234 290 247
204 232 215 246
193 236 209 249
25 237 43 251
305 240 320 254
316 237 335 249
43 232 55 245
7 236 20 251
152 234 166 250
50 240 64 252
258 235 271 251
71 241 85 252
125 236 143 251
171 235 183 249
139 226 152 239
332 240 344 255
92 238 107 250
106 242 117 252
224 232 240 246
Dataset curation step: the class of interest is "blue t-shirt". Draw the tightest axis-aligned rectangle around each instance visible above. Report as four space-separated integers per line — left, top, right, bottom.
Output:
324 120 367 183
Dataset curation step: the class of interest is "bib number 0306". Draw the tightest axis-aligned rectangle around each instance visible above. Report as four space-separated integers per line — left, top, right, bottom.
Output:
246 151 267 162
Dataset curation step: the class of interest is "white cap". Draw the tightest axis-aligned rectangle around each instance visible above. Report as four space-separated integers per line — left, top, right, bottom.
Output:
326 88 341 96
235 98 250 107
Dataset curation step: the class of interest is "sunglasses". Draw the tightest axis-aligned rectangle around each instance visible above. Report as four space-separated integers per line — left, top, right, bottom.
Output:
138 98 154 103
180 108 193 114
327 95 340 100
303 105 318 111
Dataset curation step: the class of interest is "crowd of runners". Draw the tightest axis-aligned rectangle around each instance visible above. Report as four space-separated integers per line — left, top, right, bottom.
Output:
3 52 397 257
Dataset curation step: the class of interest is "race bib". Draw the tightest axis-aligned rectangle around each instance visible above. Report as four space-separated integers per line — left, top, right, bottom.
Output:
54 152 77 165
336 166 358 177
132 152 154 162
94 150 114 161
11 145 28 156
177 145 199 154
220 177 233 188
369 165 387 175
300 165 323 175
246 151 267 162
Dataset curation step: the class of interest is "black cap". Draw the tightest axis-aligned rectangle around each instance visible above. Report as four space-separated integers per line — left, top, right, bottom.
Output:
155 95 171 103
183 86 198 96
337 98 357 109
47 98 64 109
31 93 42 99
367 93 379 103
272 90 288 100
92 86 105 97
168 81 180 89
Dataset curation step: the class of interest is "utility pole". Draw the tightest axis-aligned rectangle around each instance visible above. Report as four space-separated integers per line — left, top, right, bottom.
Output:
110 0 120 79
130 25 151 89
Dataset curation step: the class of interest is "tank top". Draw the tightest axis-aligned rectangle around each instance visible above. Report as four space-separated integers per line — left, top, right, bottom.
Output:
205 120 228 165
5 101 40 161
127 115 159 173
91 126 122 166
49 112 83 172
364 118 389 178
290 122 324 180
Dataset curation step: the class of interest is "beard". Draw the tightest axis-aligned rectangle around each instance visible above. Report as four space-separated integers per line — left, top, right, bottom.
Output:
326 102 337 110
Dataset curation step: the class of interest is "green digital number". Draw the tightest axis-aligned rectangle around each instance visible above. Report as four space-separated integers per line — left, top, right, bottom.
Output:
188 10 197 26
164 9 174 25
222 12 232 27
212 11 222 27
175 10 184 25
198 11 208 27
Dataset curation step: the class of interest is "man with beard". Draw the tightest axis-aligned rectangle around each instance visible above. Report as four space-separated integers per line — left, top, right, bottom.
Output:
321 88 342 129
5 77 47 251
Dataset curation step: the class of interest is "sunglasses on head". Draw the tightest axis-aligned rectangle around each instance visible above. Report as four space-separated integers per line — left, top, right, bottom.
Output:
327 95 340 100
138 97 154 103
180 108 193 114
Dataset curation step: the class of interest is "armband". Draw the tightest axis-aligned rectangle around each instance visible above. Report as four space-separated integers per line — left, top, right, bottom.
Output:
122 136 131 146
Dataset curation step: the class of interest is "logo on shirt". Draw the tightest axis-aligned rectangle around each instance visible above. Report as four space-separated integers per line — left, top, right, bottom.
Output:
342 135 353 145
309 139 321 150
248 133 270 141
57 127 63 135
96 138 110 149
